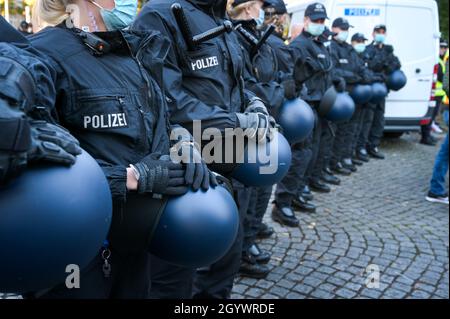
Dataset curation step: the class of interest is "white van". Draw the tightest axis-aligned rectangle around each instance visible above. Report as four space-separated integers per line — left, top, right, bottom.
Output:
285 0 441 135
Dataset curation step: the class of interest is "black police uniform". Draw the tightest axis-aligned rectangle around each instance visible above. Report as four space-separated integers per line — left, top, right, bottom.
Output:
17 25 178 299
290 30 338 192
232 19 284 275
0 29 32 184
269 33 316 220
363 41 401 153
0 96 30 184
329 38 373 169
133 0 257 299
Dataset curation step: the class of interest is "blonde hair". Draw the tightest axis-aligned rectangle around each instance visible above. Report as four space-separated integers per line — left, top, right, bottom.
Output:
227 0 261 20
34 0 72 26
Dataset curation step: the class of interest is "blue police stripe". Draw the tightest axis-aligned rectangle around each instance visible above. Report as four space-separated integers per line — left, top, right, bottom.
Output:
344 8 381 16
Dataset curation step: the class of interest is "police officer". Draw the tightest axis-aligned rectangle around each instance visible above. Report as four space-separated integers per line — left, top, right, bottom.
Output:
133 0 271 299
329 19 375 174
360 24 401 160
264 0 317 228
228 0 287 279
421 38 448 146
265 0 318 204
289 3 346 198
350 32 385 164
6 0 215 299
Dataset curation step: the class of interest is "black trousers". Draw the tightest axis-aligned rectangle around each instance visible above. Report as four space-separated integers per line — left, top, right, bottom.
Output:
351 105 366 155
357 102 376 150
368 99 386 149
34 250 152 299
331 104 365 165
275 136 313 208
307 113 336 184
421 97 443 139
147 256 194 299
243 185 273 251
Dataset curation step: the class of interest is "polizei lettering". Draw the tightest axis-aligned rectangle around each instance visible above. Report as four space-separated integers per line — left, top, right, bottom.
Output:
84 113 128 129
191 56 219 71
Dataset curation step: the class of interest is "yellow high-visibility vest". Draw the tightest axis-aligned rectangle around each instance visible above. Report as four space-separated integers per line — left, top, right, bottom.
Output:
435 57 447 98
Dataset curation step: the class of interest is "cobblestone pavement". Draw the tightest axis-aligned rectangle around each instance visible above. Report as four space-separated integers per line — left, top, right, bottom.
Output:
232 133 449 299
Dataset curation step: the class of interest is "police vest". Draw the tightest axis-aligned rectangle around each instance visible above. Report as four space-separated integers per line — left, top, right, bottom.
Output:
436 57 447 98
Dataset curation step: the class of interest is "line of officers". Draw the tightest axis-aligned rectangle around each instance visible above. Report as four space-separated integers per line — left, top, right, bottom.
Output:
0 0 401 299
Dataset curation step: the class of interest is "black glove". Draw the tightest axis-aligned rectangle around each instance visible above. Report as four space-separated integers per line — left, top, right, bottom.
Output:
134 153 189 196
171 141 218 191
385 46 394 54
281 79 297 100
28 120 82 166
333 77 346 93
236 111 270 142
245 97 269 115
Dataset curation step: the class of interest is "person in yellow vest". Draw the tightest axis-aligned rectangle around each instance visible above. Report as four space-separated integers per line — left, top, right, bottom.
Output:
420 38 448 145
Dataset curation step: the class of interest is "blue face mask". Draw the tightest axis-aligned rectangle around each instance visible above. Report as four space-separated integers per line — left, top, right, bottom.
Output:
335 31 349 42
254 9 265 28
374 33 386 44
91 0 138 31
353 43 366 53
306 22 325 37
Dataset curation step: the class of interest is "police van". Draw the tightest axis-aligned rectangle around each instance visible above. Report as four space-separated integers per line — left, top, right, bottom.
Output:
286 0 441 136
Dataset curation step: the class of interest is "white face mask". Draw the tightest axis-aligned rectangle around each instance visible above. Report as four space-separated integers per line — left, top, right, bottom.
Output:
306 22 325 37
335 31 349 42
353 43 366 53
89 0 138 31
374 33 386 44
253 8 265 28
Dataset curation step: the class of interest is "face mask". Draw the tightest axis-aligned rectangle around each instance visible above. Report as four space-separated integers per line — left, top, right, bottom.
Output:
254 9 265 28
374 33 386 44
91 0 138 31
306 22 325 37
336 31 349 42
353 43 366 53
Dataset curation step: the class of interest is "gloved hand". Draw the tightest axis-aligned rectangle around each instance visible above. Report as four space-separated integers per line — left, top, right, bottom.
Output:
236 111 270 142
333 77 346 93
282 79 297 100
385 46 394 54
133 153 189 196
244 97 269 115
171 141 218 191
28 120 82 166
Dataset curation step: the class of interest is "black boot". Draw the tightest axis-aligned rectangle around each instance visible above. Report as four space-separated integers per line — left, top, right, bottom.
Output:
256 223 274 239
352 157 364 166
420 137 437 146
356 148 370 162
342 158 357 172
272 205 299 227
292 195 317 213
368 146 385 159
302 185 314 201
331 162 352 176
243 244 271 264
239 261 270 279
321 170 341 185
309 180 331 193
